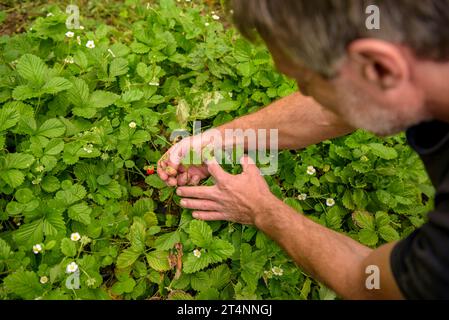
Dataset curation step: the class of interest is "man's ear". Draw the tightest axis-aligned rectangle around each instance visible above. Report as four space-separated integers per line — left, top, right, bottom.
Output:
345 39 410 90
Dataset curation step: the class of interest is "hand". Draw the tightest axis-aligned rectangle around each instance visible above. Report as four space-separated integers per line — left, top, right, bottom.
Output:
176 155 277 225
157 134 212 187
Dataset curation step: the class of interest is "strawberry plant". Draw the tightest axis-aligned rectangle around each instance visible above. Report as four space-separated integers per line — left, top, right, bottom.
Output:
0 0 433 300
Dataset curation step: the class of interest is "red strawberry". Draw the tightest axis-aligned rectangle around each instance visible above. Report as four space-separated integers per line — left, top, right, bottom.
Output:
146 166 155 175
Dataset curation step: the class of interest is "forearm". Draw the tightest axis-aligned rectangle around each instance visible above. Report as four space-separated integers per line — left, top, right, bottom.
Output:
213 92 354 150
256 196 375 299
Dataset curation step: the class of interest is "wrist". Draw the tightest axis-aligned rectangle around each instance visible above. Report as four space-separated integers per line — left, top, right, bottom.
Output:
253 193 284 229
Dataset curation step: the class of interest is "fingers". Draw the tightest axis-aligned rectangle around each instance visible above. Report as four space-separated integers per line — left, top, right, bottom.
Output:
240 155 260 175
180 199 220 211
192 211 228 221
177 185 217 200
188 175 201 186
157 164 168 181
177 172 189 186
205 157 230 181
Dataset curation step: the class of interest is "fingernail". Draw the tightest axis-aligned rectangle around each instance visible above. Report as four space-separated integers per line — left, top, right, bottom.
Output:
192 212 198 219
180 199 186 206
176 189 182 196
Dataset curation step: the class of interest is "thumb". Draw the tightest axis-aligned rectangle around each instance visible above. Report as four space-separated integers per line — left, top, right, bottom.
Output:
240 155 260 175
205 157 229 181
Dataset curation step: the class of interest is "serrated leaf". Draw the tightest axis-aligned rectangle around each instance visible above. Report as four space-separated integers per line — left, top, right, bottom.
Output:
37 119 66 138
3 153 35 169
0 169 25 188
109 58 129 78
352 211 375 230
369 143 398 160
41 176 60 192
12 85 39 100
378 225 400 242
60 238 77 257
146 250 171 271
41 77 72 95
88 91 119 109
183 252 212 274
4 271 44 299
44 139 64 155
358 229 379 246
116 248 141 269
188 220 213 248
68 202 92 225
0 104 20 131
98 180 122 199
66 78 90 108
154 231 180 251
16 54 47 86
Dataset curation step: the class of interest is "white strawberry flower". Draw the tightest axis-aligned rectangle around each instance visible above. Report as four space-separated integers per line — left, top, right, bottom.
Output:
212 14 220 20
101 153 109 160
297 193 308 201
271 266 284 276
86 40 95 49
32 244 43 254
306 166 316 175
205 22 210 27
193 249 201 258
128 121 137 129
39 276 48 284
66 262 78 273
65 31 75 38
79 25 85 30
32 178 42 185
70 232 81 242
47 13 54 17
326 198 336 207
148 81 160 86
35 165 45 172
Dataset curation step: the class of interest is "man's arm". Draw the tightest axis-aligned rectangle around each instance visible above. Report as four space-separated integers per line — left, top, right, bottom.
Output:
215 92 354 150
256 197 404 300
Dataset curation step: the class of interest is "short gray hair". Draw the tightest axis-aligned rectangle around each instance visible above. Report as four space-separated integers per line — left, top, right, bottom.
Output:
229 0 449 77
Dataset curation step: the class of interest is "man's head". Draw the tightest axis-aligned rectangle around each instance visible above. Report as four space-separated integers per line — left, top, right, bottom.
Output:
229 0 449 135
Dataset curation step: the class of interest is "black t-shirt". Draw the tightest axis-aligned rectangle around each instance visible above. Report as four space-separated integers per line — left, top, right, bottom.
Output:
391 120 449 299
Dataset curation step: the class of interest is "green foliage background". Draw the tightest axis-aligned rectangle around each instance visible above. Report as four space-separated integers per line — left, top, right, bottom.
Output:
0 0 434 300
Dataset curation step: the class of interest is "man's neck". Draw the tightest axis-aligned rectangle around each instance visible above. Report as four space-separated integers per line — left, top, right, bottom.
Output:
417 60 449 122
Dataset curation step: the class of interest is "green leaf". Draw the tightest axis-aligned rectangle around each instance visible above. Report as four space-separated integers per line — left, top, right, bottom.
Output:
41 77 72 95
208 239 234 262
109 58 129 78
16 54 47 86
88 91 119 109
0 170 25 188
352 211 375 230
44 139 64 155
188 220 213 247
145 175 166 189
15 188 34 203
68 202 92 225
66 78 90 108
12 85 38 100
0 104 20 131
4 271 44 299
154 231 180 250
37 119 66 138
369 143 398 160
60 238 77 257
98 180 122 199
146 250 171 271
111 277 136 294
183 252 212 274
41 176 60 192
116 248 141 269
378 225 400 242
3 153 35 169
358 229 379 246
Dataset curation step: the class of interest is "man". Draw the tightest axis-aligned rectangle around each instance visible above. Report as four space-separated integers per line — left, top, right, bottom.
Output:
158 1 449 299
